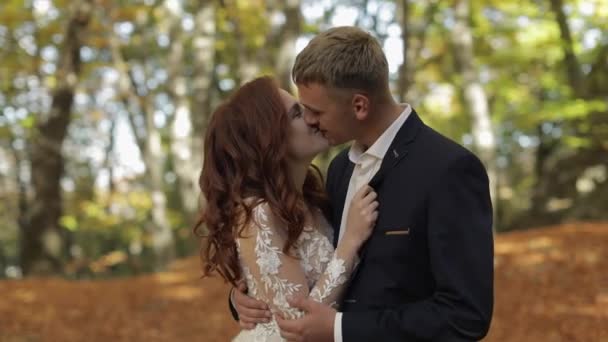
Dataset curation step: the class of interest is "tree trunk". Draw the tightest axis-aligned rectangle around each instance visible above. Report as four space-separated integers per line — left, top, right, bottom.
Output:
167 2 215 223
275 0 301 91
397 0 411 102
20 0 94 275
450 0 498 230
142 100 175 269
188 2 216 214
397 0 439 103
520 0 607 228
549 0 584 96
103 112 117 197
224 3 261 84
107 9 175 270
4 130 25 274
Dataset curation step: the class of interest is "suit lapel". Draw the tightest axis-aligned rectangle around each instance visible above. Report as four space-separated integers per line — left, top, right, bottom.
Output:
332 110 424 247
333 162 354 246
353 110 424 268
368 110 423 189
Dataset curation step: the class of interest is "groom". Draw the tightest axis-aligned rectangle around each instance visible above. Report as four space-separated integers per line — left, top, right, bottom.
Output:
231 26 494 341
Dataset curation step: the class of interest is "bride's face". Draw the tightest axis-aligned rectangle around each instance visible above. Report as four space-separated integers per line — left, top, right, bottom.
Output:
278 89 329 161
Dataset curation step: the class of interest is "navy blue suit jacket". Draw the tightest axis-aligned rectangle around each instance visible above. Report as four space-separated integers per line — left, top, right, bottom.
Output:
326 110 494 341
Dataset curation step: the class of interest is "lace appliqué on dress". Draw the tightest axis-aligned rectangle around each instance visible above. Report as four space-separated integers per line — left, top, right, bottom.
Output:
235 202 356 341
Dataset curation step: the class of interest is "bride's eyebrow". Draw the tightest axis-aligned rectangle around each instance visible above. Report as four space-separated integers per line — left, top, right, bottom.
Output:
287 103 301 117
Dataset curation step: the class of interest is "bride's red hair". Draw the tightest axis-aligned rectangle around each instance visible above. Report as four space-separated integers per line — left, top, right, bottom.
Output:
194 76 329 286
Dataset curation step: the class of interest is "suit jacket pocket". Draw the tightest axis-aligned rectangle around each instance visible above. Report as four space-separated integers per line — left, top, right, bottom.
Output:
367 230 411 261
384 228 410 235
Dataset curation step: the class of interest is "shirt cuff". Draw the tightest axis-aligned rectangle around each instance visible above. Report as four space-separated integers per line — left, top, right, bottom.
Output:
334 312 343 342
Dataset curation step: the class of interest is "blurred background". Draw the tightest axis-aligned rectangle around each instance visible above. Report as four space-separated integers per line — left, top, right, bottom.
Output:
0 0 606 341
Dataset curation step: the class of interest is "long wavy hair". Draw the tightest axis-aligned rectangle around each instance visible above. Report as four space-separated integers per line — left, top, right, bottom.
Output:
194 76 329 286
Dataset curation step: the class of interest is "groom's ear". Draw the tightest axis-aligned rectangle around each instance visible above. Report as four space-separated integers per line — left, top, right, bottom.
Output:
352 93 370 121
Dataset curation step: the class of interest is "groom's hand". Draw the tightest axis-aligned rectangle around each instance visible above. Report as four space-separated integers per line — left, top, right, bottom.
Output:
276 297 336 342
233 281 272 329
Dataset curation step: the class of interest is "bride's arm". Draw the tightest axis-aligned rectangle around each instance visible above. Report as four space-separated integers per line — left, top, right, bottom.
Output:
237 188 377 319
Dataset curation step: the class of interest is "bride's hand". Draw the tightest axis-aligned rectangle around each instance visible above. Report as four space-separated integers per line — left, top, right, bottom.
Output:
343 185 379 250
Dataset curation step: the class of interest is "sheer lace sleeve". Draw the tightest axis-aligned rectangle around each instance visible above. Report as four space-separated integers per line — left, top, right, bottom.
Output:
236 203 359 319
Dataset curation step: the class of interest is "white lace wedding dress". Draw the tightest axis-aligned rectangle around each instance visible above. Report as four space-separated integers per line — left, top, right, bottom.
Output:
232 201 358 342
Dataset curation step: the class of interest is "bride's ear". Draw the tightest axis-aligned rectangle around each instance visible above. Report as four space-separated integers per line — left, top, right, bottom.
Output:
352 93 370 121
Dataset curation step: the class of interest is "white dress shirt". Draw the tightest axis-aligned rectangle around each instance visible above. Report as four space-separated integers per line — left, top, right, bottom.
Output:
334 103 411 342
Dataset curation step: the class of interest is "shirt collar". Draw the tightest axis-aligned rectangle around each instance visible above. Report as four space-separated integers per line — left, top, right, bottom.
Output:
348 103 412 164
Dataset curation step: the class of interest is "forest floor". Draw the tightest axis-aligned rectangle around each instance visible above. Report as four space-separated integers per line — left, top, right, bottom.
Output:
1 222 606 342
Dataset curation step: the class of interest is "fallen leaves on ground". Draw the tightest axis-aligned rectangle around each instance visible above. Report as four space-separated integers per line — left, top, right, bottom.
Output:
487 222 607 342
1 222 606 341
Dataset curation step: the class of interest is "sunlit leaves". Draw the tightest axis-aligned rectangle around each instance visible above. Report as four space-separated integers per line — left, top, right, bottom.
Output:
19 115 36 129
562 135 592 148
60 215 78 231
537 99 607 120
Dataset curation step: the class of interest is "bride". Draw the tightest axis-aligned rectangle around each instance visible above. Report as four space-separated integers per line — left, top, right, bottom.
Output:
195 76 379 341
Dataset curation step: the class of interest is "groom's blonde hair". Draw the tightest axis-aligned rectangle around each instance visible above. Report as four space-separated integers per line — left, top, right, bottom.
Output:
292 26 389 95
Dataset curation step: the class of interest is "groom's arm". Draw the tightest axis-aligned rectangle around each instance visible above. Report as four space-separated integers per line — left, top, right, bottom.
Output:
342 153 494 341
228 288 239 321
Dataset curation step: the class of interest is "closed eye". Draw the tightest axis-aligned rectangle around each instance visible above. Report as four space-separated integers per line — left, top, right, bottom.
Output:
302 104 322 116
289 103 303 119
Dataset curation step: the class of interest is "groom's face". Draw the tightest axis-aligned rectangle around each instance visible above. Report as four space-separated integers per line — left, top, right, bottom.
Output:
297 83 358 146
